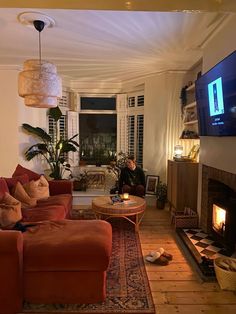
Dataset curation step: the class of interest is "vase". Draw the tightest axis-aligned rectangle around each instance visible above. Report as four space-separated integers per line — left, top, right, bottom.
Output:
156 199 165 209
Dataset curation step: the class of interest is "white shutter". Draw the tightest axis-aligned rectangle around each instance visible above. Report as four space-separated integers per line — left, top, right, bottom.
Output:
67 111 79 166
128 115 135 157
116 94 128 154
126 92 144 166
137 114 144 166
58 90 70 108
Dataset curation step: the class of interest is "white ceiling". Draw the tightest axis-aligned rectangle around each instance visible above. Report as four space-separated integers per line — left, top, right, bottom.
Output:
0 8 232 82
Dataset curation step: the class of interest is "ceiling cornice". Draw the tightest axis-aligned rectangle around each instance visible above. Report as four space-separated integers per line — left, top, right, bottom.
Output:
1 0 236 12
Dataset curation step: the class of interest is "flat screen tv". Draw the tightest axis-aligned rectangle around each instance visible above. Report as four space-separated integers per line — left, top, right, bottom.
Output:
195 50 236 136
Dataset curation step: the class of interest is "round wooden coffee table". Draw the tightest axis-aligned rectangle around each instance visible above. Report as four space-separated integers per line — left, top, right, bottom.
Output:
92 195 146 231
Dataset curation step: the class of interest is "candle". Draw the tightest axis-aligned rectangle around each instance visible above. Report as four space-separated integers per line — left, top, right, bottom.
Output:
123 193 129 200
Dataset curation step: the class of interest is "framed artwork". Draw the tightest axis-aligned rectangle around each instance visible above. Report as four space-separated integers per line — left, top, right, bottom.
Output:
188 144 200 161
145 175 159 195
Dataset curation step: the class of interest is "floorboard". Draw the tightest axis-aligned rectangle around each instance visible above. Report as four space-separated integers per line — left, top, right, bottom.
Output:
139 204 236 313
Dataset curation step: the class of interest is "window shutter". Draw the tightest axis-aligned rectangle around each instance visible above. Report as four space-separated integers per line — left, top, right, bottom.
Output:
127 92 144 166
48 114 67 144
137 95 144 107
67 111 79 166
128 96 135 108
136 114 144 166
58 91 70 108
116 94 128 154
128 115 135 157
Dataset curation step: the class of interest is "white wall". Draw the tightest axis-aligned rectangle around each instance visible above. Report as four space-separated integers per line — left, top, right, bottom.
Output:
123 71 186 182
0 70 19 176
144 73 168 181
0 69 48 176
200 16 236 174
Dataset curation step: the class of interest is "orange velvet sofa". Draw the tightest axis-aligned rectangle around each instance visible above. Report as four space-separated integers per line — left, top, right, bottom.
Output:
0 219 112 314
0 164 73 221
0 165 113 314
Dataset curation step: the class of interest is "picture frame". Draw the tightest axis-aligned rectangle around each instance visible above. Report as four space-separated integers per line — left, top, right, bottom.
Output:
188 144 200 161
145 175 160 195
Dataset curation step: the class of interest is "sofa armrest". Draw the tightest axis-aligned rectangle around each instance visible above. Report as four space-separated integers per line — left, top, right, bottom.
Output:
0 231 23 314
48 180 73 195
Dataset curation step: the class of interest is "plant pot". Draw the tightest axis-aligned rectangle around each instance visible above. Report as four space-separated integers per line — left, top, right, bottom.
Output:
156 199 165 209
73 180 87 191
79 160 87 166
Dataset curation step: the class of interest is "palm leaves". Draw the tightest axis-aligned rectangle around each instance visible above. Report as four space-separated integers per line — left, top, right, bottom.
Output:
22 107 79 179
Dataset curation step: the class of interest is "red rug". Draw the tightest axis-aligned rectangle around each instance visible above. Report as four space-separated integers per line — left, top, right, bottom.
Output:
22 219 155 314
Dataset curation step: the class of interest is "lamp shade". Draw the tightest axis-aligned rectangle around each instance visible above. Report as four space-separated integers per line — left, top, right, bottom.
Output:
174 145 183 158
18 59 62 108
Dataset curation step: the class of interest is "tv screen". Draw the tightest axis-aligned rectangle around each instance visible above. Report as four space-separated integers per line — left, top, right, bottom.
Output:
195 50 236 136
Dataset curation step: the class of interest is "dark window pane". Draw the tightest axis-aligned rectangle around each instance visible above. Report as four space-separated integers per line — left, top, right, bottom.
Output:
79 114 117 165
81 97 116 110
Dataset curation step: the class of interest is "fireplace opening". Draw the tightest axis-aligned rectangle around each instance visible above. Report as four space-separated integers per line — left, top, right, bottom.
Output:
208 179 236 255
212 203 226 236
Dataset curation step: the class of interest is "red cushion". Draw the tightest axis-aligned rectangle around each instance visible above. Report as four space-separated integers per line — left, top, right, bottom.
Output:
37 194 72 216
4 174 29 191
12 165 41 181
21 205 66 222
0 178 10 200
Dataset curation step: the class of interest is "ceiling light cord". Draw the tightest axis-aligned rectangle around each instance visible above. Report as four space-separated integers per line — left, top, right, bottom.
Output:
33 20 45 66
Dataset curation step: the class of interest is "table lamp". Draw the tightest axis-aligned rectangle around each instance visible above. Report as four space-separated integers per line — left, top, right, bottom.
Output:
174 145 183 159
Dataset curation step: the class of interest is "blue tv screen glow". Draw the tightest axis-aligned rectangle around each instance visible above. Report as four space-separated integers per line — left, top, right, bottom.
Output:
195 50 236 136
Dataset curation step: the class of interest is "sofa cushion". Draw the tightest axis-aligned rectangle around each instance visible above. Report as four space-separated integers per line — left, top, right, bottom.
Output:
0 178 9 199
12 182 37 209
0 193 22 228
24 175 49 200
4 174 29 192
12 164 41 181
23 220 112 272
37 194 72 216
21 205 66 222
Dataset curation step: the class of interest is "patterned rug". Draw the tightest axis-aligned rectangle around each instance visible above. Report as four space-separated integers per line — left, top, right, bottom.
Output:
21 219 155 314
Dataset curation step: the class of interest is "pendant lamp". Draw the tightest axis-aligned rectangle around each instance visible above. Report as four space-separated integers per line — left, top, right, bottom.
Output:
18 18 62 108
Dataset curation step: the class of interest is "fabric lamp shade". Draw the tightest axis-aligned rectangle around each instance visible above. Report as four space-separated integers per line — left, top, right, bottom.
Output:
18 59 62 108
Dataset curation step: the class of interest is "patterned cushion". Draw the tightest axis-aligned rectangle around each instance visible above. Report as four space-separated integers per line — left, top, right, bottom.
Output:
24 175 49 200
12 182 37 209
0 193 22 228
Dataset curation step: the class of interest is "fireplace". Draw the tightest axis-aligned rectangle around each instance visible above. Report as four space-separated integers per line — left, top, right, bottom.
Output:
212 202 226 236
201 166 236 255
211 196 236 254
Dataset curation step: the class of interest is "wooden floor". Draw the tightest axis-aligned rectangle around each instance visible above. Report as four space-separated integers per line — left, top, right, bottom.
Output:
139 204 236 314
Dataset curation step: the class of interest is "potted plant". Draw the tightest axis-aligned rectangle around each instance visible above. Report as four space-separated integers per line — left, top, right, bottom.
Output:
72 169 88 191
156 181 167 209
22 106 79 180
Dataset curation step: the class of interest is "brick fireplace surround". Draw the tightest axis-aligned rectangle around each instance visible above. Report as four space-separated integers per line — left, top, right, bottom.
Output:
201 164 236 234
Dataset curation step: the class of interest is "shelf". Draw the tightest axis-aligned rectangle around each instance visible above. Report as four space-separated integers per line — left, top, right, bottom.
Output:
186 84 195 92
180 135 200 139
184 119 198 125
184 101 196 109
